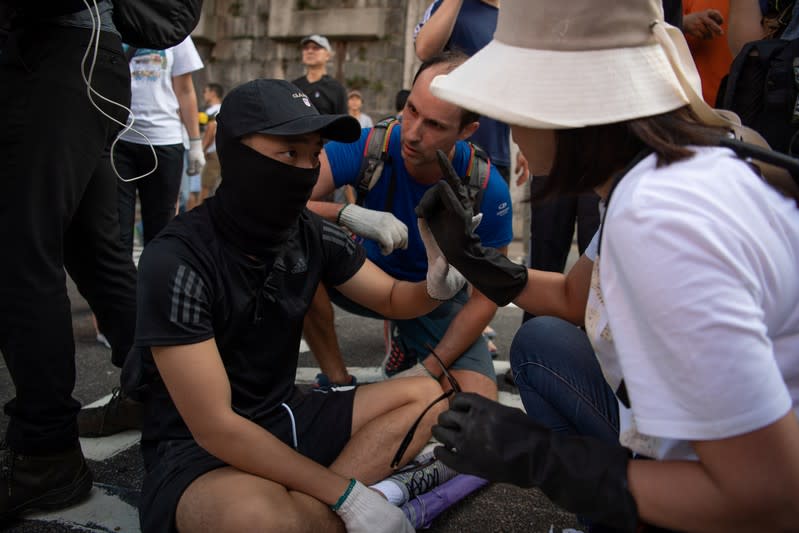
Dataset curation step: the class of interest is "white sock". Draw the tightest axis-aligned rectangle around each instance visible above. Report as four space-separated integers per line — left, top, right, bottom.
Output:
369 479 406 506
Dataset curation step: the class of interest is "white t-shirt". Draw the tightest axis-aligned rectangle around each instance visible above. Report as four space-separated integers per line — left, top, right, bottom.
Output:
585 147 799 461
121 37 204 146
357 113 374 129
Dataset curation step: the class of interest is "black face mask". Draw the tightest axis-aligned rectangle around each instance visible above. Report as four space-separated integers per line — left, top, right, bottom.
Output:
207 139 320 258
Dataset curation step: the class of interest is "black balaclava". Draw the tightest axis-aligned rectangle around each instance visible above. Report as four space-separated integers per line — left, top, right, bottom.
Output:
207 128 319 259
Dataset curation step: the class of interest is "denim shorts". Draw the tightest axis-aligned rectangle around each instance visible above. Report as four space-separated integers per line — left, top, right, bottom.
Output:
329 286 495 380
138 386 356 533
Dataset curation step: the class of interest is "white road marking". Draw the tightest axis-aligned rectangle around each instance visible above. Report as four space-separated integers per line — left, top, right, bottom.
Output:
80 430 141 462
299 338 310 353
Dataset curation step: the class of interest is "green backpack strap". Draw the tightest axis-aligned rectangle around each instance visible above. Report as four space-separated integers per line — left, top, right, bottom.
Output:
355 117 400 206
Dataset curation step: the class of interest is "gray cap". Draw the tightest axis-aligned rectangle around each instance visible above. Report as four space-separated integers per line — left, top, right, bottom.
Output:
301 34 332 51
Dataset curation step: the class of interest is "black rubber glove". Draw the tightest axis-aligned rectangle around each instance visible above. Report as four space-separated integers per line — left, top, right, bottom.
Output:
432 393 638 532
414 151 528 306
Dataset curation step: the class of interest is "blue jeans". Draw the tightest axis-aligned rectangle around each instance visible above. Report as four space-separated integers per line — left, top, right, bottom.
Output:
510 316 619 445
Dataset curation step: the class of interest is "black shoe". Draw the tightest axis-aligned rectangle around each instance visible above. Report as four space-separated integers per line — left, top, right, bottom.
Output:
0 442 93 523
77 387 143 438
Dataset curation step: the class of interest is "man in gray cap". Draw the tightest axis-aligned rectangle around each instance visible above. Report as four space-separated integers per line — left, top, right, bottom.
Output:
132 79 464 533
293 34 348 116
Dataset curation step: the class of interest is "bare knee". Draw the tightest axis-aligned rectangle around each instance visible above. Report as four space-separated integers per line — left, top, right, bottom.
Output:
408 376 445 405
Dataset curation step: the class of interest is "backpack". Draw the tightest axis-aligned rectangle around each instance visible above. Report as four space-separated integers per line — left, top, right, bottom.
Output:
717 36 799 155
113 0 203 50
354 118 492 215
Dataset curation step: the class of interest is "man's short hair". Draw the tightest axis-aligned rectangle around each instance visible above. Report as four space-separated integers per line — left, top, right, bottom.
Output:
394 89 410 113
412 50 480 128
206 83 225 100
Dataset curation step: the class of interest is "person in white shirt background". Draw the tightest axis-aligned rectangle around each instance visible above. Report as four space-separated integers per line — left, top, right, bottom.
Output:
114 36 205 256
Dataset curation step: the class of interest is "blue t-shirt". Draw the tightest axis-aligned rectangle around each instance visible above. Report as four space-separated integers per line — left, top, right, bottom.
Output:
326 126 513 282
415 0 511 168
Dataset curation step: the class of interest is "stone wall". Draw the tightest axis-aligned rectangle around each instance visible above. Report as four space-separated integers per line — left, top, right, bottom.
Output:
191 0 429 119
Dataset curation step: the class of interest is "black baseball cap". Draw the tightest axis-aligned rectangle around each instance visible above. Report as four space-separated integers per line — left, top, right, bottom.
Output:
216 79 360 143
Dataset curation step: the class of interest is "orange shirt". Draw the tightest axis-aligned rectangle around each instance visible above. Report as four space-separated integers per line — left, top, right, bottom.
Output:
684 0 733 106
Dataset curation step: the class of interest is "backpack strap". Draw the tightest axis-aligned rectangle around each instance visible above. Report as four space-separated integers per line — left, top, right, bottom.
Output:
355 118 399 206
354 123 493 214
721 137 799 204
463 142 491 216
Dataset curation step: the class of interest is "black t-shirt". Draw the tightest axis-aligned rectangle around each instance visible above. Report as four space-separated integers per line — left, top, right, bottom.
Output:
135 204 365 442
291 75 348 115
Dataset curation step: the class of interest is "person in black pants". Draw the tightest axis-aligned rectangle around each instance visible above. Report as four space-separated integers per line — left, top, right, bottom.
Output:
0 1 137 523
114 38 204 255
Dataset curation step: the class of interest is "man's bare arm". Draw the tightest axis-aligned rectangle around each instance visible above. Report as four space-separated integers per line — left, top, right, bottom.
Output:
335 259 440 319
415 0 464 61
423 245 509 371
309 151 344 221
728 0 765 55
172 73 200 139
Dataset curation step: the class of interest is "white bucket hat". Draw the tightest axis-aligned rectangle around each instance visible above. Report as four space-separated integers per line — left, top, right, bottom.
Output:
429 0 734 130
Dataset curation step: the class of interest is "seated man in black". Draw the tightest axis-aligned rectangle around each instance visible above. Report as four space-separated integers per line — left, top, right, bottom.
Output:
134 79 461 533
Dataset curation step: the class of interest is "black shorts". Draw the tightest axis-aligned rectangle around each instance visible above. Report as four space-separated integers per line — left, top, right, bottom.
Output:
139 386 356 533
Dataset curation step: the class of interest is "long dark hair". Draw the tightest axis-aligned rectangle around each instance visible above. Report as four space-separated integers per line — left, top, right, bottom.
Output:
544 106 727 197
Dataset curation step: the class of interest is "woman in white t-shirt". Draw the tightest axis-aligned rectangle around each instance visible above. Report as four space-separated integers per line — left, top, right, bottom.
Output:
417 0 799 531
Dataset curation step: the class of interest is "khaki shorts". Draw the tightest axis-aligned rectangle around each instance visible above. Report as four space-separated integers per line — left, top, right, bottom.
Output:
201 151 220 190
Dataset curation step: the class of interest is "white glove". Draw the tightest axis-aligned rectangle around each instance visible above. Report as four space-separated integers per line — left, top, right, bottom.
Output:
334 480 414 533
390 362 437 381
338 204 408 255
418 218 465 301
187 137 205 175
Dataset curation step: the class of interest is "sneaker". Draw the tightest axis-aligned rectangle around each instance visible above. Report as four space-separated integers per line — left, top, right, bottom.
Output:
386 456 457 504
77 388 143 438
382 321 415 377
0 442 93 523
